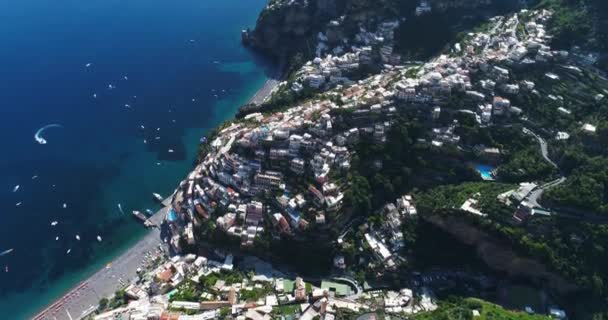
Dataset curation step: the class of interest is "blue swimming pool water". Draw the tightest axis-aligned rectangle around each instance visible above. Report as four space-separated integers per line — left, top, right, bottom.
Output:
168 209 177 222
476 164 496 180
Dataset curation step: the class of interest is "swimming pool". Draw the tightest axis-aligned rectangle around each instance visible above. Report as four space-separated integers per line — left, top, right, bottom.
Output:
476 164 496 181
168 209 177 222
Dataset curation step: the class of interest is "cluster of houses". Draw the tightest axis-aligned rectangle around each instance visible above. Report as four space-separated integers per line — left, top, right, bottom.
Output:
392 10 559 127
94 248 442 320
165 8 571 256
93 250 378 320
292 19 401 93
363 195 418 270
167 97 397 251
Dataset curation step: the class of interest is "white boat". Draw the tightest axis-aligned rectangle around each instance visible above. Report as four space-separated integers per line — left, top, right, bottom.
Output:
123 76 128 80
35 124 62 145
155 136 160 140
0 248 13 256
75 235 80 241
124 104 131 108
143 139 147 144
55 236 59 241
108 84 115 90
32 175 38 180
62 203 67 208
93 93 97 98
51 221 58 226
12 185 19 192
140 125 145 129
145 209 154 216
85 63 92 67
152 193 163 202
132 210 146 222
168 149 174 153
15 202 22 207
117 203 124 215
66 249 71 254
97 236 102 242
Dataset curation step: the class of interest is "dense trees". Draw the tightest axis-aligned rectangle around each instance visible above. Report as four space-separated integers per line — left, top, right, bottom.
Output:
496 146 557 183
413 298 550 320
544 155 608 214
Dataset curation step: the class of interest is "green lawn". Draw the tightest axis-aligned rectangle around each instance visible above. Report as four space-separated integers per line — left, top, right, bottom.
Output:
321 281 351 296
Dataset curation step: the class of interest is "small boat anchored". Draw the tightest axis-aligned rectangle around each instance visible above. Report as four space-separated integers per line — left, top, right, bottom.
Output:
132 210 147 222
97 235 102 242
0 248 14 257
152 193 163 202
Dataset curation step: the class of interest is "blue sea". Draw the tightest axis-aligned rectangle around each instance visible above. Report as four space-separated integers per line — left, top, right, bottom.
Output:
0 0 271 317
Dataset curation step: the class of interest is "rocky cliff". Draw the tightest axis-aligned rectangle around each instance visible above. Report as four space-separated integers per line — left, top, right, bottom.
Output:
243 0 519 59
423 213 579 295
243 0 344 59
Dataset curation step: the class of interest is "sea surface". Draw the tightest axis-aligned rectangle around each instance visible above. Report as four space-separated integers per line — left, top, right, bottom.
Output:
0 0 271 317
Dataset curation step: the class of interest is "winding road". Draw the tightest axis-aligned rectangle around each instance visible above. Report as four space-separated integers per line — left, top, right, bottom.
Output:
522 128 565 209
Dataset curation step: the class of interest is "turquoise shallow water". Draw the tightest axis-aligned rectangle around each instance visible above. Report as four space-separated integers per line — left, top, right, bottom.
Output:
0 0 271 317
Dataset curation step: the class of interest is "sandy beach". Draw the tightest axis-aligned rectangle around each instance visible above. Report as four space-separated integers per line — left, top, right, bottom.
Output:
30 73 280 320
30 54 283 319
32 207 170 320
248 78 280 105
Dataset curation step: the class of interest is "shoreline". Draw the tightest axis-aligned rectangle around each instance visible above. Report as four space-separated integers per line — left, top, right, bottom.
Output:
247 78 279 105
31 77 280 320
32 207 170 320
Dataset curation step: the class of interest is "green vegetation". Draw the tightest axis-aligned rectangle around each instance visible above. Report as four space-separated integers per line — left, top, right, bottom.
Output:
271 304 300 317
544 154 608 214
538 0 594 50
496 146 557 183
413 297 551 320
416 182 516 217
170 280 200 302
415 180 608 317
107 289 128 310
239 283 273 302
342 116 480 218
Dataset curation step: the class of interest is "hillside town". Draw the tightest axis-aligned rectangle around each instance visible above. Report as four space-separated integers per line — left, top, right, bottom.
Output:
92 251 439 320
88 4 599 319
163 7 569 254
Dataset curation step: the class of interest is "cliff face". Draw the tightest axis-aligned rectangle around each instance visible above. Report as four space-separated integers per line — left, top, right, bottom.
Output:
244 0 518 59
423 213 579 295
243 0 343 59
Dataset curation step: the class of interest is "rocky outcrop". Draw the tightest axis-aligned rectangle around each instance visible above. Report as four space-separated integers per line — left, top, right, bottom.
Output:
243 0 519 60
423 213 579 295
243 0 343 59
